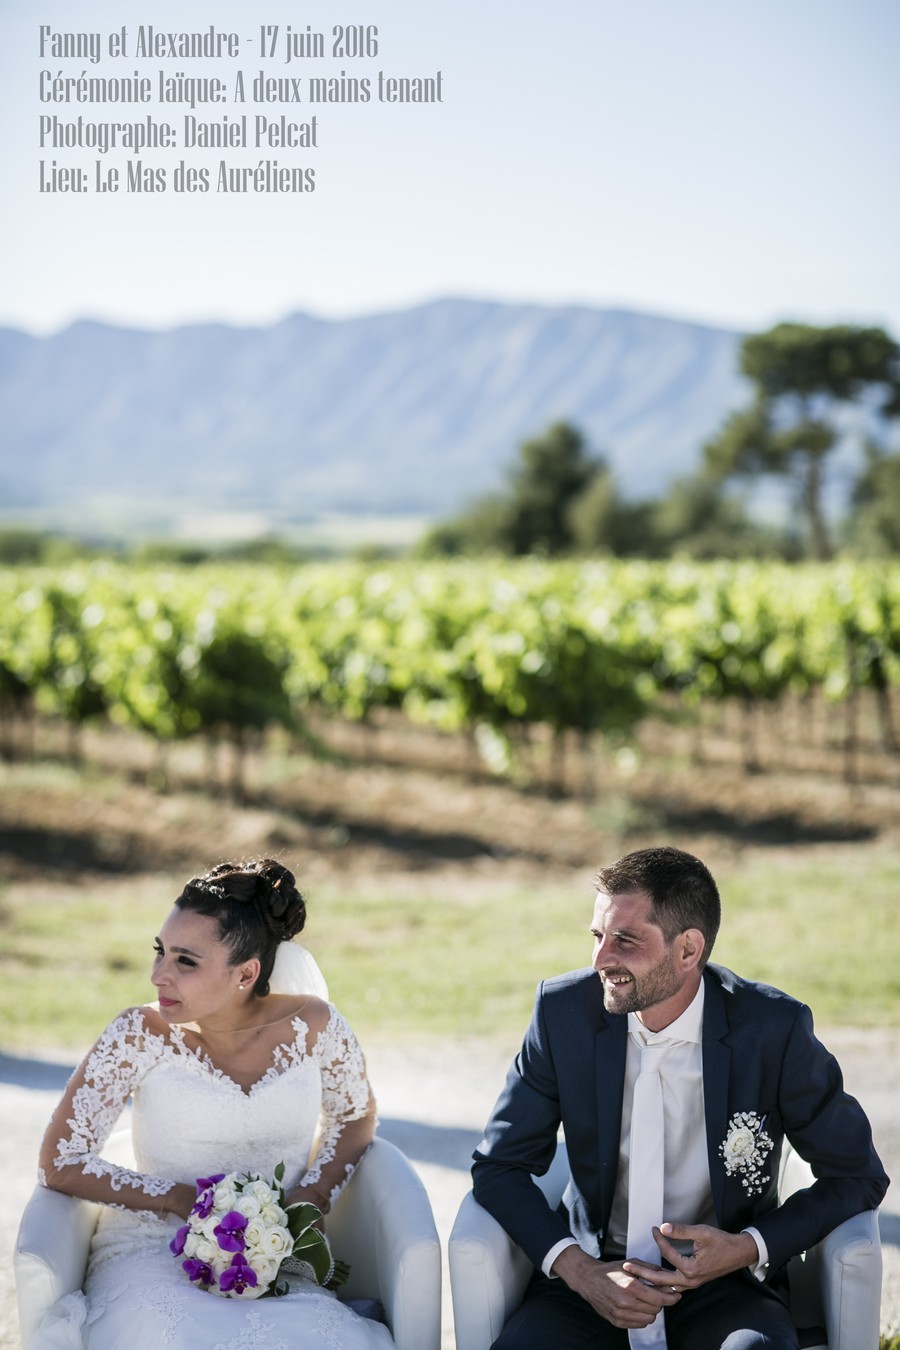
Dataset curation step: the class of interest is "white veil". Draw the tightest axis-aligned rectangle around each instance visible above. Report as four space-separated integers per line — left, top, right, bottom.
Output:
269 941 329 999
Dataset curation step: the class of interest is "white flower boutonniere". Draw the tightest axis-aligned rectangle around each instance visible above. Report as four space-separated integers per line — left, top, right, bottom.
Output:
719 1111 774 1196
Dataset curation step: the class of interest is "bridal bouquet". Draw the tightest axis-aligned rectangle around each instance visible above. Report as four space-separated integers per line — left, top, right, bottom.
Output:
170 1162 345 1299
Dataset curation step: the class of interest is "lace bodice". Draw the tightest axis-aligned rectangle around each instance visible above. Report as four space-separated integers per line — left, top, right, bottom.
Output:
39 1003 375 1211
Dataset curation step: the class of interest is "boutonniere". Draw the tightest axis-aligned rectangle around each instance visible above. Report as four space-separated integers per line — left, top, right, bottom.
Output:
719 1111 774 1196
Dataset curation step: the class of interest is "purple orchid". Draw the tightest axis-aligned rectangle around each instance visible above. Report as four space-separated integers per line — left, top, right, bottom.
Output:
182 1258 216 1287
219 1253 258 1295
196 1174 227 1188
191 1174 226 1220
191 1193 214 1220
168 1224 190 1257
213 1210 248 1253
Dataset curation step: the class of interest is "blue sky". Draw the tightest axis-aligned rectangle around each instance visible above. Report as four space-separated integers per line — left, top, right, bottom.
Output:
2 0 898 336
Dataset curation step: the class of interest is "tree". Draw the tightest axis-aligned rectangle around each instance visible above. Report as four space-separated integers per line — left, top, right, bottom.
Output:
648 473 785 559
418 493 515 556
850 446 900 554
419 421 610 557
704 323 900 559
566 466 618 552
504 421 605 555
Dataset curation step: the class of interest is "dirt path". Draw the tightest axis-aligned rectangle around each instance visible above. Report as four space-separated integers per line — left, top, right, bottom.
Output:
2 1028 897 1349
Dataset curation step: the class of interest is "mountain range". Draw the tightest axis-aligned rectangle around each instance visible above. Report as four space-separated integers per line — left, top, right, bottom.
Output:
0 298 751 531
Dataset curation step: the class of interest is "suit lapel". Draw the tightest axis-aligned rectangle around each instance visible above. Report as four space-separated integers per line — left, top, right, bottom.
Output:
701 970 731 1224
595 1012 627 1217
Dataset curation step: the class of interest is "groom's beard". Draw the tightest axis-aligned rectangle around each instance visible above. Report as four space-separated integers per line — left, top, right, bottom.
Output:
598 949 682 1016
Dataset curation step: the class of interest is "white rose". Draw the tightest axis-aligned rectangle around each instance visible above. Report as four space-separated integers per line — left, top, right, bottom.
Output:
200 1215 222 1243
214 1184 239 1212
236 1194 262 1219
261 1204 286 1226
193 1237 219 1265
246 1180 276 1205
211 1253 231 1280
254 1258 280 1288
241 1279 268 1301
243 1218 267 1252
725 1127 755 1161
183 1231 200 1259
263 1226 293 1259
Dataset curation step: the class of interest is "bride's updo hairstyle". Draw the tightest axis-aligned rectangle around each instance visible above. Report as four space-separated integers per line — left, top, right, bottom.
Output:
175 858 306 997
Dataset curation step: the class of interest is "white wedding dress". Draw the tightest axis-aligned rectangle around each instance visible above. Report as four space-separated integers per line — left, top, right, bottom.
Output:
34 1002 395 1350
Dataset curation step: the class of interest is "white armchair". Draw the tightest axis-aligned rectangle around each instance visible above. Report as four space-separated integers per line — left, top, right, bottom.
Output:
15 1131 442 1350
449 1141 882 1350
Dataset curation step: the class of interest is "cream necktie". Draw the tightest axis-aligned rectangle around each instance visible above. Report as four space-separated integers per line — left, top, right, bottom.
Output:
627 1040 669 1350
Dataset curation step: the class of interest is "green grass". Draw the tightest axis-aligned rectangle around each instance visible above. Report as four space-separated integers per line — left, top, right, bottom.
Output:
1 850 898 1052
712 851 900 1026
0 874 180 1051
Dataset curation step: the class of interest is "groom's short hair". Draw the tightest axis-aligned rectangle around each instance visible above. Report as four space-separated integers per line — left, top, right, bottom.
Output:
595 845 721 964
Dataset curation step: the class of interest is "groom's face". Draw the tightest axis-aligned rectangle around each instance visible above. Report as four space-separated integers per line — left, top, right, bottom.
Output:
590 889 684 1020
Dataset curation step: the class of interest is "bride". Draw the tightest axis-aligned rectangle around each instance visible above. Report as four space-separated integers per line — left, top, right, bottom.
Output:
35 857 394 1349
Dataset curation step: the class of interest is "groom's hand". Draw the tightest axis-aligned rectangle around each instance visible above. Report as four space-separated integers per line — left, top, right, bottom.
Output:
551 1245 681 1328
624 1222 759 1290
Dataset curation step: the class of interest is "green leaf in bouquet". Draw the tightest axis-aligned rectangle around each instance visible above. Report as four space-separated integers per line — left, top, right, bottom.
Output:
291 1229 334 1286
286 1202 323 1240
272 1277 290 1298
273 1161 286 1188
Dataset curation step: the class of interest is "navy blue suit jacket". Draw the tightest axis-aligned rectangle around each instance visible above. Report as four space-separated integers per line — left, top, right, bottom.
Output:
472 964 888 1278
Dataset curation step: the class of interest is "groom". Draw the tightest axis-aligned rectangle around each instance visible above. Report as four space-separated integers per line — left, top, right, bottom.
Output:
472 846 888 1350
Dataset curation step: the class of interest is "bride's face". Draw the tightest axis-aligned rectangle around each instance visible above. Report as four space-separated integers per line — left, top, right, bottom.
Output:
151 907 252 1024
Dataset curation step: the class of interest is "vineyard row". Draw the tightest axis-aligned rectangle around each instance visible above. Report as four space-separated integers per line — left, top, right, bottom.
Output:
1 560 898 765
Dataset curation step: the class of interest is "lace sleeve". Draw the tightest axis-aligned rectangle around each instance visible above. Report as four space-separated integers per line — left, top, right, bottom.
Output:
294 1005 377 1211
38 1007 177 1211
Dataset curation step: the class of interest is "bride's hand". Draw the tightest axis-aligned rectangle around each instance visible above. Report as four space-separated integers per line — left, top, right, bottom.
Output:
162 1183 198 1221
285 1183 330 1227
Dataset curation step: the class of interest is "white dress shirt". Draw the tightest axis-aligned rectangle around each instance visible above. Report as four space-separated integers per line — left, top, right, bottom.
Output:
543 981 768 1278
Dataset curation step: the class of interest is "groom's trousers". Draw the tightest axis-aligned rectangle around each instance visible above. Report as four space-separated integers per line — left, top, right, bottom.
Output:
491 1267 799 1350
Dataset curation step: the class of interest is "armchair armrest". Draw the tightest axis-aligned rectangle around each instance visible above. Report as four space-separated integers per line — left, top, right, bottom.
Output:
328 1136 442 1350
449 1190 533 1350
816 1209 882 1350
779 1140 883 1350
450 1141 570 1350
14 1129 134 1349
14 1186 100 1350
